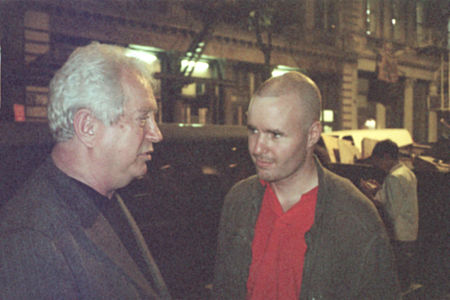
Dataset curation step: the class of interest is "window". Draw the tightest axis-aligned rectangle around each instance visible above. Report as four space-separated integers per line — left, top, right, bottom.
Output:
391 0 403 41
315 0 338 33
357 76 377 129
448 17 450 49
365 0 378 36
416 1 425 44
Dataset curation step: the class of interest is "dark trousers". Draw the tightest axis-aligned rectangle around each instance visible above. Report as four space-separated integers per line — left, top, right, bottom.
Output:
391 240 417 290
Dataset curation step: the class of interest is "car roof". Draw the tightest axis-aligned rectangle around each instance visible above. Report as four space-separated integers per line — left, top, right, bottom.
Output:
0 122 248 147
322 128 414 149
322 128 414 158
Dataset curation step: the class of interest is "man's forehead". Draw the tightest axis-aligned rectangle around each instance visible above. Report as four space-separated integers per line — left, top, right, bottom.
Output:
251 95 277 104
249 96 276 111
123 85 157 114
249 94 301 111
248 95 305 129
127 97 157 114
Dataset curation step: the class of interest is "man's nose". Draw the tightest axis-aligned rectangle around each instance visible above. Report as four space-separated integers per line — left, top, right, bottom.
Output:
251 134 266 155
145 121 163 143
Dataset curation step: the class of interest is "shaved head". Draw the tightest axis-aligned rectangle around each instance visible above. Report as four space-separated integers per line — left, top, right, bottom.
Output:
250 71 322 128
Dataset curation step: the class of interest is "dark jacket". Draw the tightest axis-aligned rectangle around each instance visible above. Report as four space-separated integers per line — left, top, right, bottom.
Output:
0 157 170 300
213 158 401 300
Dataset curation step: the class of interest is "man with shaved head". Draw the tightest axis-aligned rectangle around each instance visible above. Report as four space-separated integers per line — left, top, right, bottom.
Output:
213 72 400 300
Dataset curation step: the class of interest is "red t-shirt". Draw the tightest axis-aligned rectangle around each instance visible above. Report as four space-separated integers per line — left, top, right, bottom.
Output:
247 182 318 300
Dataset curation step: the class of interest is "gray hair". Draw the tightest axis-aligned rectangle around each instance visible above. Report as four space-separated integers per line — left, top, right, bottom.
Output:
48 42 155 142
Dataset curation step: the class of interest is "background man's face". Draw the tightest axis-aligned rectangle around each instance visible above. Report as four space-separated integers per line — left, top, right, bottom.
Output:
247 95 311 184
371 154 393 173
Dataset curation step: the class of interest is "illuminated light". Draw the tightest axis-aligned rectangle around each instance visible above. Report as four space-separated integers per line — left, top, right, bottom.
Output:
128 44 158 51
272 65 298 77
364 118 376 129
13 104 26 122
181 59 209 72
366 9 371 14
177 123 205 128
125 49 157 64
272 69 288 77
323 110 334 122
231 147 237 151
229 163 238 168
198 41 205 47
202 166 218 175
323 125 333 133
391 18 396 25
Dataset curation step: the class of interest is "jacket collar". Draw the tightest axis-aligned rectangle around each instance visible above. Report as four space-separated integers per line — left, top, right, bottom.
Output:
43 156 102 228
313 156 329 228
250 156 329 230
42 156 161 298
388 161 403 173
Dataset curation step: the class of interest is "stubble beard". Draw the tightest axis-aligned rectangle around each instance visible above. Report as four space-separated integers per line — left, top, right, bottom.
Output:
255 155 307 185
253 158 278 182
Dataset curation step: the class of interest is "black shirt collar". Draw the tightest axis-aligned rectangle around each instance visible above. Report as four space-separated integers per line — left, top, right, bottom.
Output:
44 156 110 228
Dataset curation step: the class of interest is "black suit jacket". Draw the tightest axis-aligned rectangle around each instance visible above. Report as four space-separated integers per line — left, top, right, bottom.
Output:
0 157 170 299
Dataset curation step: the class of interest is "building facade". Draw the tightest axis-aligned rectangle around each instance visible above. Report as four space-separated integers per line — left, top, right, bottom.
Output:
1 0 448 143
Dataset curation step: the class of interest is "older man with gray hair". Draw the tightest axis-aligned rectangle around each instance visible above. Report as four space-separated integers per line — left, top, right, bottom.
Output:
0 42 169 299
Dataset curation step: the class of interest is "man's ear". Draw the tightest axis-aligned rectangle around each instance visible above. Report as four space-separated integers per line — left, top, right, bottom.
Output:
307 121 322 148
73 109 97 147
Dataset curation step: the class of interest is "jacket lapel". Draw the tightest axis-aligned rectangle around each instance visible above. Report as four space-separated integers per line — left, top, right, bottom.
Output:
45 157 161 298
115 193 171 300
84 212 158 298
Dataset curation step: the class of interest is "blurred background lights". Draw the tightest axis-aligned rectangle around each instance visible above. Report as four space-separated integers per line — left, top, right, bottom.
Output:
364 118 376 129
272 65 299 77
181 59 209 73
323 109 334 122
126 49 158 64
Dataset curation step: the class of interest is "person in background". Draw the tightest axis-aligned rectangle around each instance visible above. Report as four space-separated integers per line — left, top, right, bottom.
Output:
0 42 170 299
360 139 419 291
213 71 400 300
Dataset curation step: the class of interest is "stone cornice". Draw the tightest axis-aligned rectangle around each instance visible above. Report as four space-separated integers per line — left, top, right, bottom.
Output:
357 51 440 72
